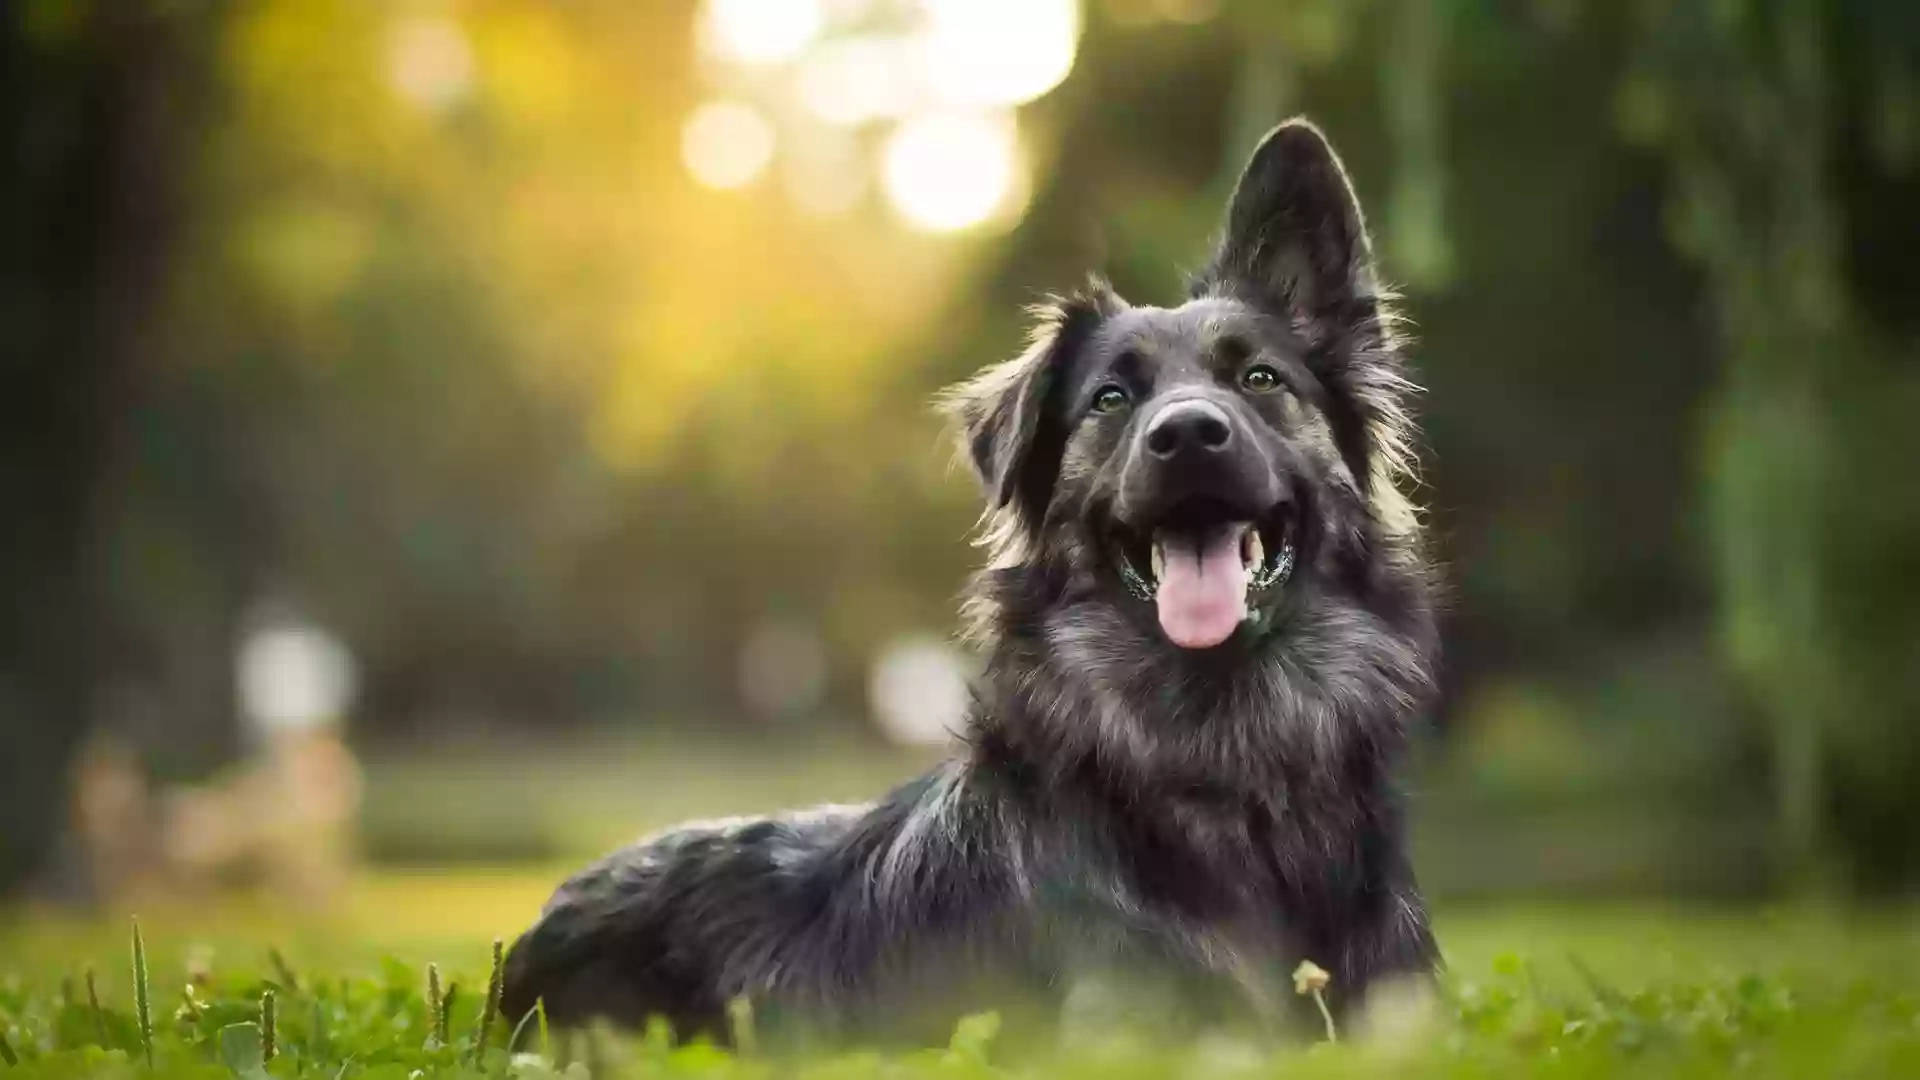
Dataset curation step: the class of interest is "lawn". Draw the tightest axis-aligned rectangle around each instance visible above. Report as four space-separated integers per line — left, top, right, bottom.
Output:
3 874 1917 1078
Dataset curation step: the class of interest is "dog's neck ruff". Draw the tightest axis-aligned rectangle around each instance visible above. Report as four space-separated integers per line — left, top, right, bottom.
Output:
1119 539 1295 605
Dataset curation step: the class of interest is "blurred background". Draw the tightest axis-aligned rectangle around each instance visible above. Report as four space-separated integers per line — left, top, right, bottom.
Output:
1 0 1917 923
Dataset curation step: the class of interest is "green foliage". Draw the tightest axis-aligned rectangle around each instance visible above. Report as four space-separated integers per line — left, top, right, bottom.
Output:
217 1023 268 1080
0 917 1915 1078
1617 0 1920 889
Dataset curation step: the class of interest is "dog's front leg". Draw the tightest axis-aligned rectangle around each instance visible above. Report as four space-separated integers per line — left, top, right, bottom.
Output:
1323 883 1442 1042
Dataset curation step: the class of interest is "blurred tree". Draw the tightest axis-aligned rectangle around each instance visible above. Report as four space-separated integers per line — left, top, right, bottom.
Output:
1621 0 1920 890
4 0 1914 900
0 1 225 895
158 0 982 735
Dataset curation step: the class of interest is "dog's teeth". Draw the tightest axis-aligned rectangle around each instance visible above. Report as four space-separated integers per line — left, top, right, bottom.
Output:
1246 530 1263 571
1150 541 1165 584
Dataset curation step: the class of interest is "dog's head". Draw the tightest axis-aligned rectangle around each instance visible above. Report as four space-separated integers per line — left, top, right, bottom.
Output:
946 120 1421 652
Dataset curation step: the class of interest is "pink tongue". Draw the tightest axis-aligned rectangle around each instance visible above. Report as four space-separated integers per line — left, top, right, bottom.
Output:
1155 526 1250 649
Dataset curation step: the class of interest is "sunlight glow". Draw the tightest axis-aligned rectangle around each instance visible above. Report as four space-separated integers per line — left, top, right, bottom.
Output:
689 0 1079 233
386 16 474 112
918 0 1079 108
699 0 825 66
881 109 1020 232
782 129 869 218
795 36 916 126
682 101 777 190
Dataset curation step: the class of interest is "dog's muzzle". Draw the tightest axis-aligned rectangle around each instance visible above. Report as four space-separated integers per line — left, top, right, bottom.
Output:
1115 397 1296 650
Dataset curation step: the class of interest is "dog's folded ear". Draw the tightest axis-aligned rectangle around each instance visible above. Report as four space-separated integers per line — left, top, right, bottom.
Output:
942 283 1114 531
1198 117 1380 320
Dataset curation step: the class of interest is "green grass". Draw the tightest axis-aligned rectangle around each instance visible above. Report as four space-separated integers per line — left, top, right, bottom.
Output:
2 889 1918 1078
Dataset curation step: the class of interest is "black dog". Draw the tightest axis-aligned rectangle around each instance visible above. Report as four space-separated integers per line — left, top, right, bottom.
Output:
501 118 1439 1046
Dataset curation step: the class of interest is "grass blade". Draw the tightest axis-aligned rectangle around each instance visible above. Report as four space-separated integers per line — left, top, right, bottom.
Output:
1568 956 1628 1008
425 964 444 1048
260 989 277 1064
85 968 108 1049
0 1021 18 1066
505 1001 541 1057
268 949 300 995
132 918 154 1067
437 983 457 1048
309 998 330 1065
471 938 504 1064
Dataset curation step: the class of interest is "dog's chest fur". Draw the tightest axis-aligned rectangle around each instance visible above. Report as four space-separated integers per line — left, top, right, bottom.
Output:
970 594 1424 1025
999 759 1391 1033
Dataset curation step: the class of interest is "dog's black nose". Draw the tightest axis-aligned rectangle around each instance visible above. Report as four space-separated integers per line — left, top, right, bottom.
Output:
1145 400 1233 460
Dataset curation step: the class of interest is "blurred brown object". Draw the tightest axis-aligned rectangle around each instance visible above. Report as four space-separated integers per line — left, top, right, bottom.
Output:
163 727 363 908
69 727 362 910
71 735 161 900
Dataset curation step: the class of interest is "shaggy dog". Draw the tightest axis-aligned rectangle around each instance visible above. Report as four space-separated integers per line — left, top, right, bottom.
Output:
501 118 1439 1046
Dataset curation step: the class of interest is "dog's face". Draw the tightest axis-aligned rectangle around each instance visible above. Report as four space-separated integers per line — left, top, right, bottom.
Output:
949 120 1418 654
1053 297 1342 648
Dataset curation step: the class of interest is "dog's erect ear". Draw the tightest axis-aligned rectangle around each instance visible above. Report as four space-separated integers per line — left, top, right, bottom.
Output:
943 285 1112 530
1198 119 1420 533
1199 117 1379 319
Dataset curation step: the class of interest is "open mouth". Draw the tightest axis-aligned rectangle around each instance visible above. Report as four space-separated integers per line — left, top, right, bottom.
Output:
1113 498 1297 650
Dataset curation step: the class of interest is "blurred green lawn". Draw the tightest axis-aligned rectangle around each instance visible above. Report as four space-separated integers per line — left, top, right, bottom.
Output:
355 728 946 866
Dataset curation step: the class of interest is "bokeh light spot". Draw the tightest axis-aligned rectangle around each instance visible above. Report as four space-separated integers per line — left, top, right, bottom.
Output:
682 100 777 190
385 15 474 112
881 109 1020 232
869 637 973 747
699 0 825 66
782 128 870 218
796 36 917 127
919 0 1080 108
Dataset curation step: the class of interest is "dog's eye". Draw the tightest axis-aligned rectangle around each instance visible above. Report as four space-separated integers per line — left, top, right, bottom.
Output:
1091 385 1130 414
1241 365 1282 393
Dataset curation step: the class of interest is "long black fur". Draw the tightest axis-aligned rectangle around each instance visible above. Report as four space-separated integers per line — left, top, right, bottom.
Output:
502 118 1440 1046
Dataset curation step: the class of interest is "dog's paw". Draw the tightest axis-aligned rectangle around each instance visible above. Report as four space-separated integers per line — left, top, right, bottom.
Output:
1349 973 1443 1048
